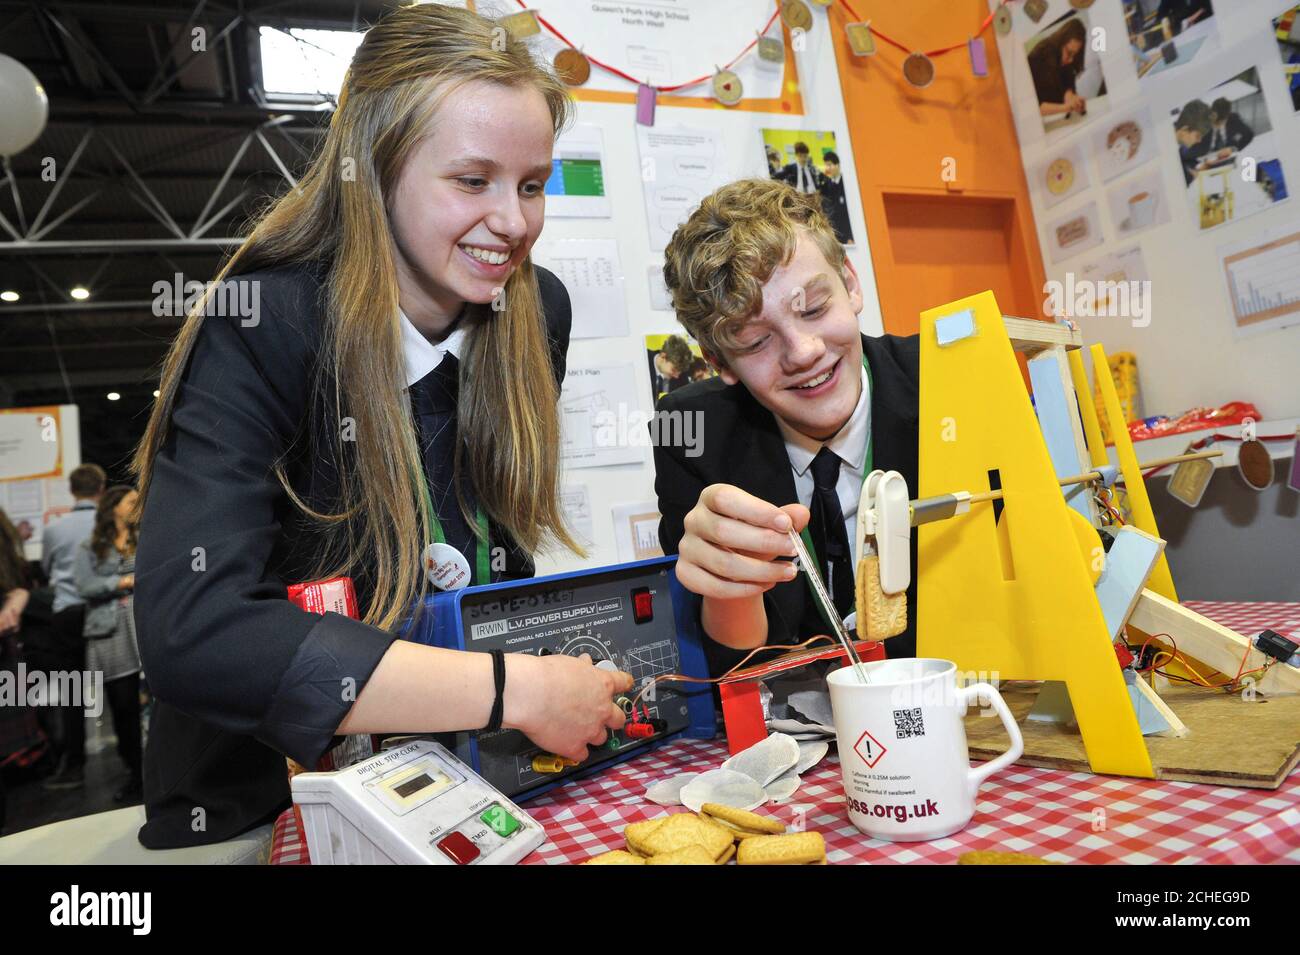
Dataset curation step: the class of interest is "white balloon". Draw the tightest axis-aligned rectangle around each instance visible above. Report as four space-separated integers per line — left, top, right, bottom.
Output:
0 54 49 157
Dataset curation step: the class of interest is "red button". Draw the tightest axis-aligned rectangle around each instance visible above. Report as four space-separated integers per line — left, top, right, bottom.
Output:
437 831 480 865
633 588 653 623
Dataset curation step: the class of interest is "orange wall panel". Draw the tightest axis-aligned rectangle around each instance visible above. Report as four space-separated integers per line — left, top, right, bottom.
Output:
829 1 1048 335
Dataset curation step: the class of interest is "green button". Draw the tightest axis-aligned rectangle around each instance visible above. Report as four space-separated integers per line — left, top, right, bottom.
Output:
606 735 621 750
481 803 520 837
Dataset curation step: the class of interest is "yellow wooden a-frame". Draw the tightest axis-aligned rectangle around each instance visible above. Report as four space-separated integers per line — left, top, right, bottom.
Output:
916 291 1154 778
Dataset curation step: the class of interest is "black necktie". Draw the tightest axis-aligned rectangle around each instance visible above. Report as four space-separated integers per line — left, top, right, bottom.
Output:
807 446 854 621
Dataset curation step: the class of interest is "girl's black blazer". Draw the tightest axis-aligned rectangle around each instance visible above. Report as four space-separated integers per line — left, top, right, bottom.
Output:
133 262 571 848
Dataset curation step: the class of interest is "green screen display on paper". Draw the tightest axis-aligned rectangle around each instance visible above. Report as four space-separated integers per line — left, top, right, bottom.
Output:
547 156 605 197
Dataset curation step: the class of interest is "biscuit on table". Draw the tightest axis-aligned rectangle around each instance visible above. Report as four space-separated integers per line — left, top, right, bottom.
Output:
645 845 718 865
716 843 736 865
641 812 733 859
583 849 646 865
700 803 786 834
624 817 667 856
736 831 827 865
958 850 1061 865
711 818 768 841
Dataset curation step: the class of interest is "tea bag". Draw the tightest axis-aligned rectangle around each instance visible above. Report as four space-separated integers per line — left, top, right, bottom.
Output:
679 768 767 812
765 769 801 803
721 732 800 787
788 689 834 728
643 773 699 807
795 740 830 775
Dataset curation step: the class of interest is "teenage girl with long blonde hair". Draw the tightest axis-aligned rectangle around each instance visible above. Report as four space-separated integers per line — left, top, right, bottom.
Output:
131 3 630 848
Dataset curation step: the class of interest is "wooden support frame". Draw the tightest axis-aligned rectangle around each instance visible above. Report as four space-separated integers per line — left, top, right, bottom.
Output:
1128 589 1300 697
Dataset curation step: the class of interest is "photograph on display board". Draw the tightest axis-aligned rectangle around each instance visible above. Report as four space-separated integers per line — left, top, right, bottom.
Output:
760 129 855 245
1170 67 1289 232
646 333 715 405
1046 200 1104 263
1105 168 1171 238
1024 8 1109 136
1123 0 1217 83
1274 5 1300 112
1218 222 1300 339
1077 245 1152 318
1034 140 1092 208
1091 107 1159 182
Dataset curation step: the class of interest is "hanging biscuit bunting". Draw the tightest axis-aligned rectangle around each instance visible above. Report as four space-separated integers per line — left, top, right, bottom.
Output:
1024 0 1048 23
757 34 784 65
500 9 540 39
968 36 988 77
902 51 935 89
553 47 590 86
994 6 1013 35
781 0 812 32
1070 0 1096 8
846 21 876 57
808 0 833 7
712 68 744 106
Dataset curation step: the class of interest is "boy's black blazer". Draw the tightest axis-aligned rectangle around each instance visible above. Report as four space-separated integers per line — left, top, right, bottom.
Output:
653 333 920 676
133 262 571 848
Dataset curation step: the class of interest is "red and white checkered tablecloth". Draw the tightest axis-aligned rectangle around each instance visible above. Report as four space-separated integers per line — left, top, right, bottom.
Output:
270 601 1300 865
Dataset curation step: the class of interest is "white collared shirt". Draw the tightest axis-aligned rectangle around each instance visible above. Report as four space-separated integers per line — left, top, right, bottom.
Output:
776 363 871 551
401 309 468 388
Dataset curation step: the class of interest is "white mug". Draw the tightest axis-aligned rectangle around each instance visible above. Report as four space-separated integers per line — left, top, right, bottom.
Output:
828 658 1024 842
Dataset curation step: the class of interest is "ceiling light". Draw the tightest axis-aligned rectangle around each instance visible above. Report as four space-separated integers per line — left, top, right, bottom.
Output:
0 290 18 302
106 392 120 401
70 286 90 300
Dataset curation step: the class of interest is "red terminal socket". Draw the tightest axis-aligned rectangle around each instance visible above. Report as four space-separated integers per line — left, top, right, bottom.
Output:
625 719 667 739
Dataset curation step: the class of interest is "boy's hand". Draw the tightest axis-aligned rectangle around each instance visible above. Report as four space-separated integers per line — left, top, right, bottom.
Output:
676 484 809 600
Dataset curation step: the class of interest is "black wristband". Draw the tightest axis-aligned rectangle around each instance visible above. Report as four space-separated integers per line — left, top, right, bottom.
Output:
484 649 506 733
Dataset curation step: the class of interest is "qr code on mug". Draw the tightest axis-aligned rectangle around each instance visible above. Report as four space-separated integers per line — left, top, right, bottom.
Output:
893 707 925 739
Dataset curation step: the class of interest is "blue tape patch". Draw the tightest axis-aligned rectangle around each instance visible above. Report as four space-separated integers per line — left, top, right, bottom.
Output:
935 309 976 346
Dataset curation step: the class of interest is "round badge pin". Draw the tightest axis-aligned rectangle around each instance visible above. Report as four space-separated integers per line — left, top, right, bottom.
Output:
903 52 935 89
554 47 590 87
424 542 472 591
994 7 1013 35
712 68 743 106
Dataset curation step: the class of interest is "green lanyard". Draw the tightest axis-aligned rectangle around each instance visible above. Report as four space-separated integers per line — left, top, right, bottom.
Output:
415 466 492 587
798 354 873 629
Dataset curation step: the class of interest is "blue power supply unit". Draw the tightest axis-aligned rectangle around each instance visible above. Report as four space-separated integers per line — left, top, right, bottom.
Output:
402 556 716 802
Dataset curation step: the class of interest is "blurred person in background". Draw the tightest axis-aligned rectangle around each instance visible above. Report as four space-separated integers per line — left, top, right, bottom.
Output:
39 463 105 791
75 486 144 803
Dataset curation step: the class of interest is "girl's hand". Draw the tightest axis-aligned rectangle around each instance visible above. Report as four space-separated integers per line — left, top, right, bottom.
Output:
504 653 633 763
